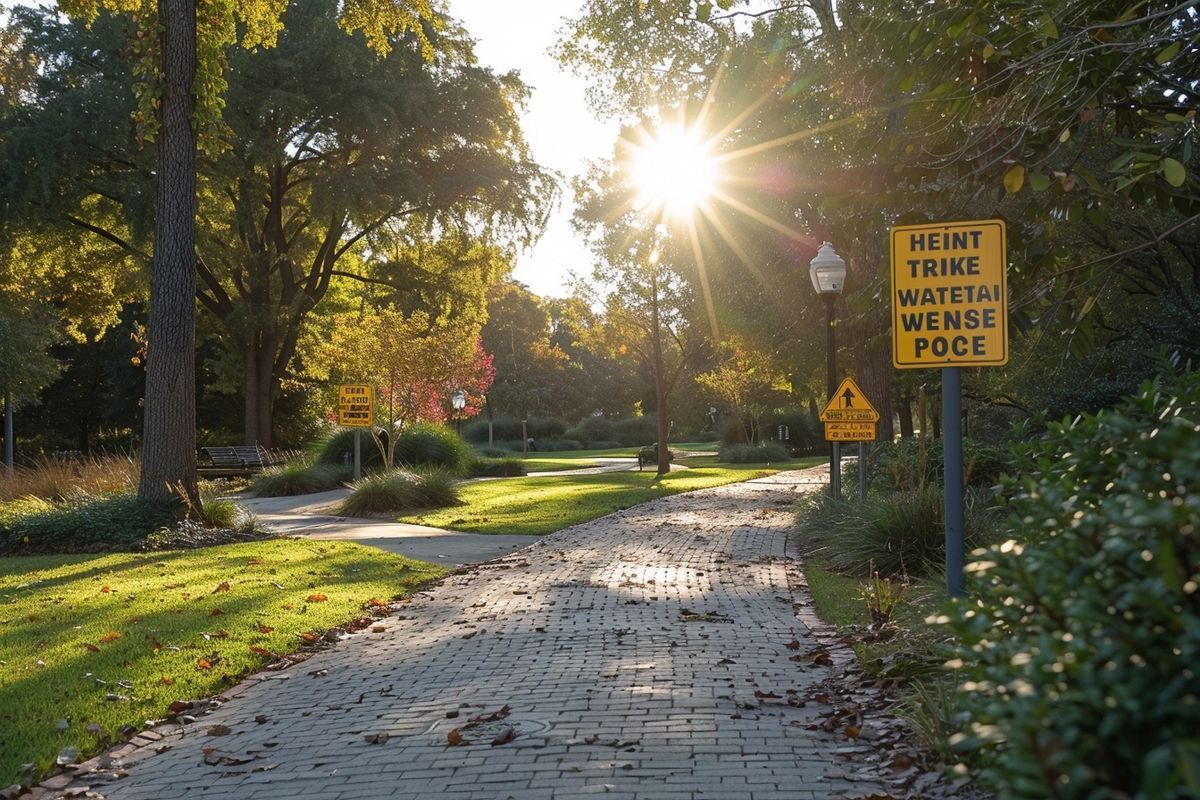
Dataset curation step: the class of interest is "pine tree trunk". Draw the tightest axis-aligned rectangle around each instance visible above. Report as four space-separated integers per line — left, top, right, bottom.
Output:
137 0 198 505
897 393 914 438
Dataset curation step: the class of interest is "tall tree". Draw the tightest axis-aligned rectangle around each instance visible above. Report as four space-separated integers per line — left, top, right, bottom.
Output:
45 0 439 501
2 1 550 450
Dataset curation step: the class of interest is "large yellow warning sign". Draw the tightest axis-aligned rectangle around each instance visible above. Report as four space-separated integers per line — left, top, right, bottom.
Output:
337 384 375 427
890 219 1008 368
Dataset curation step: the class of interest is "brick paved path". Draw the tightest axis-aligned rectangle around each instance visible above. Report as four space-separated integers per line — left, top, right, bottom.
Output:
100 468 888 800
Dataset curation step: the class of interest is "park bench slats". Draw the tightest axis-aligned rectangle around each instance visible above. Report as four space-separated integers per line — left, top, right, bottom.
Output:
198 445 270 476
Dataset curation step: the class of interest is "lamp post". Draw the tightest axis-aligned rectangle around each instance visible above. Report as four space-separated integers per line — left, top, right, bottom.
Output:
809 242 847 499
451 389 466 436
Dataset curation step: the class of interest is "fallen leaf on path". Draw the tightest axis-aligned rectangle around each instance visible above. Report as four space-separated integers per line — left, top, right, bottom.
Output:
446 728 466 746
490 726 517 746
785 639 801 650
207 725 231 736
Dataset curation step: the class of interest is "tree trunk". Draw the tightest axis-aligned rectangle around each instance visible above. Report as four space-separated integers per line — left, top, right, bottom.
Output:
137 0 198 505
649 267 670 476
242 343 275 447
897 392 914 438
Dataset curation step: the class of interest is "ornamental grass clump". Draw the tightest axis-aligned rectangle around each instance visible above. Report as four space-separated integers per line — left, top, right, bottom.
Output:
252 462 352 497
795 486 1001 578
942 369 1200 798
337 468 462 515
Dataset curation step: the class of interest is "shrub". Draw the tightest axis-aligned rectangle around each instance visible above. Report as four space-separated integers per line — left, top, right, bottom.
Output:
585 439 623 451
315 428 386 470
337 468 462 515
870 435 1009 493
463 416 568 443
795 486 1003 578
473 445 511 458
765 407 825 456
529 438 583 452
316 424 472 473
465 457 527 478
637 445 674 466
719 441 791 463
391 423 473 472
943 370 1200 797
0 492 182 555
252 462 352 497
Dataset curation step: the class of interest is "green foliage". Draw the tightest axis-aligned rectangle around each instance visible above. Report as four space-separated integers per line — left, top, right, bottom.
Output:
764 407 824 456
390 423 472 472
0 493 181 555
795 487 1003 579
465 457 527 478
337 468 461 515
718 442 791 464
943 370 1200 797
462 416 569 443
316 429 386 470
317 425 472 474
251 462 352 497
637 445 672 465
871 436 1010 493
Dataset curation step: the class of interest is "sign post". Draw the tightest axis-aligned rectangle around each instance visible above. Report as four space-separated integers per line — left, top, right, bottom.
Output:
890 219 1007 597
819 378 879 501
338 384 375 481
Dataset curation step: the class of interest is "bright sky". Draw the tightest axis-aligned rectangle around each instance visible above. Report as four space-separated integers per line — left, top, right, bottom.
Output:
0 0 614 298
448 1 615 298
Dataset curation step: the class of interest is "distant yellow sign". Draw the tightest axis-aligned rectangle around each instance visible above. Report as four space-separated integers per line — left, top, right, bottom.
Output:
891 219 1008 368
337 384 374 427
819 378 880 423
825 422 876 442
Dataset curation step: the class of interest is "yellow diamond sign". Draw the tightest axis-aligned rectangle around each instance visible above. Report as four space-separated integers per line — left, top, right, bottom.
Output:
819 378 880 423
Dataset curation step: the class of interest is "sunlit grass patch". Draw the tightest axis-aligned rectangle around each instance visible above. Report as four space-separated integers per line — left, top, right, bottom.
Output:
402 456 819 535
0 540 445 783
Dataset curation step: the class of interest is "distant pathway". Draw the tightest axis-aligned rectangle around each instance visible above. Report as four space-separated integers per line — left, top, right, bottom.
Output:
240 491 537 567
98 465 890 799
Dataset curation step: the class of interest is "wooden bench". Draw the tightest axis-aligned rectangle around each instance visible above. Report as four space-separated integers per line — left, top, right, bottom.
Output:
199 445 269 477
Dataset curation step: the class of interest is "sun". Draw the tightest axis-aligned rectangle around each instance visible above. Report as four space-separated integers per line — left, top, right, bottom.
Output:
628 124 719 219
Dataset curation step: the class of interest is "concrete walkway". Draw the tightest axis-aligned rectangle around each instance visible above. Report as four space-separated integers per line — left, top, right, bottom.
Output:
240 491 538 567
100 466 887 799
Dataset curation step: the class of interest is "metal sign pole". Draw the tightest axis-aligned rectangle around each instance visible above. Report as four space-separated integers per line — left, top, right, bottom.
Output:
858 441 867 501
942 366 965 598
353 428 362 482
831 441 841 499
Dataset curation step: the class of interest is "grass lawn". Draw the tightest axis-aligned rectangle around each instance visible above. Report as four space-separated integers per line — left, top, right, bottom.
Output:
511 441 721 464
404 455 823 535
0 540 445 784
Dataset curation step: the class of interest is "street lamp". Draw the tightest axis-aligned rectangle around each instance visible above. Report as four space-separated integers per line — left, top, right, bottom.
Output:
809 242 847 498
450 389 466 436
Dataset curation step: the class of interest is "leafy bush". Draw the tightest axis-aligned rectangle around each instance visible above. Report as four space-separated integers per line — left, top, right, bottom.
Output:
943 370 1200 797
637 445 673 466
463 416 568 443
465 457 527 478
719 441 791 463
473 445 512 458
586 439 623 451
565 415 658 447
870 435 1009 493
528 438 583 452
337 468 462 515
795 486 1003 578
0 493 182 555
391 423 473 472
315 429 385 470
764 406 825 456
252 462 352 497
316 424 472 473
